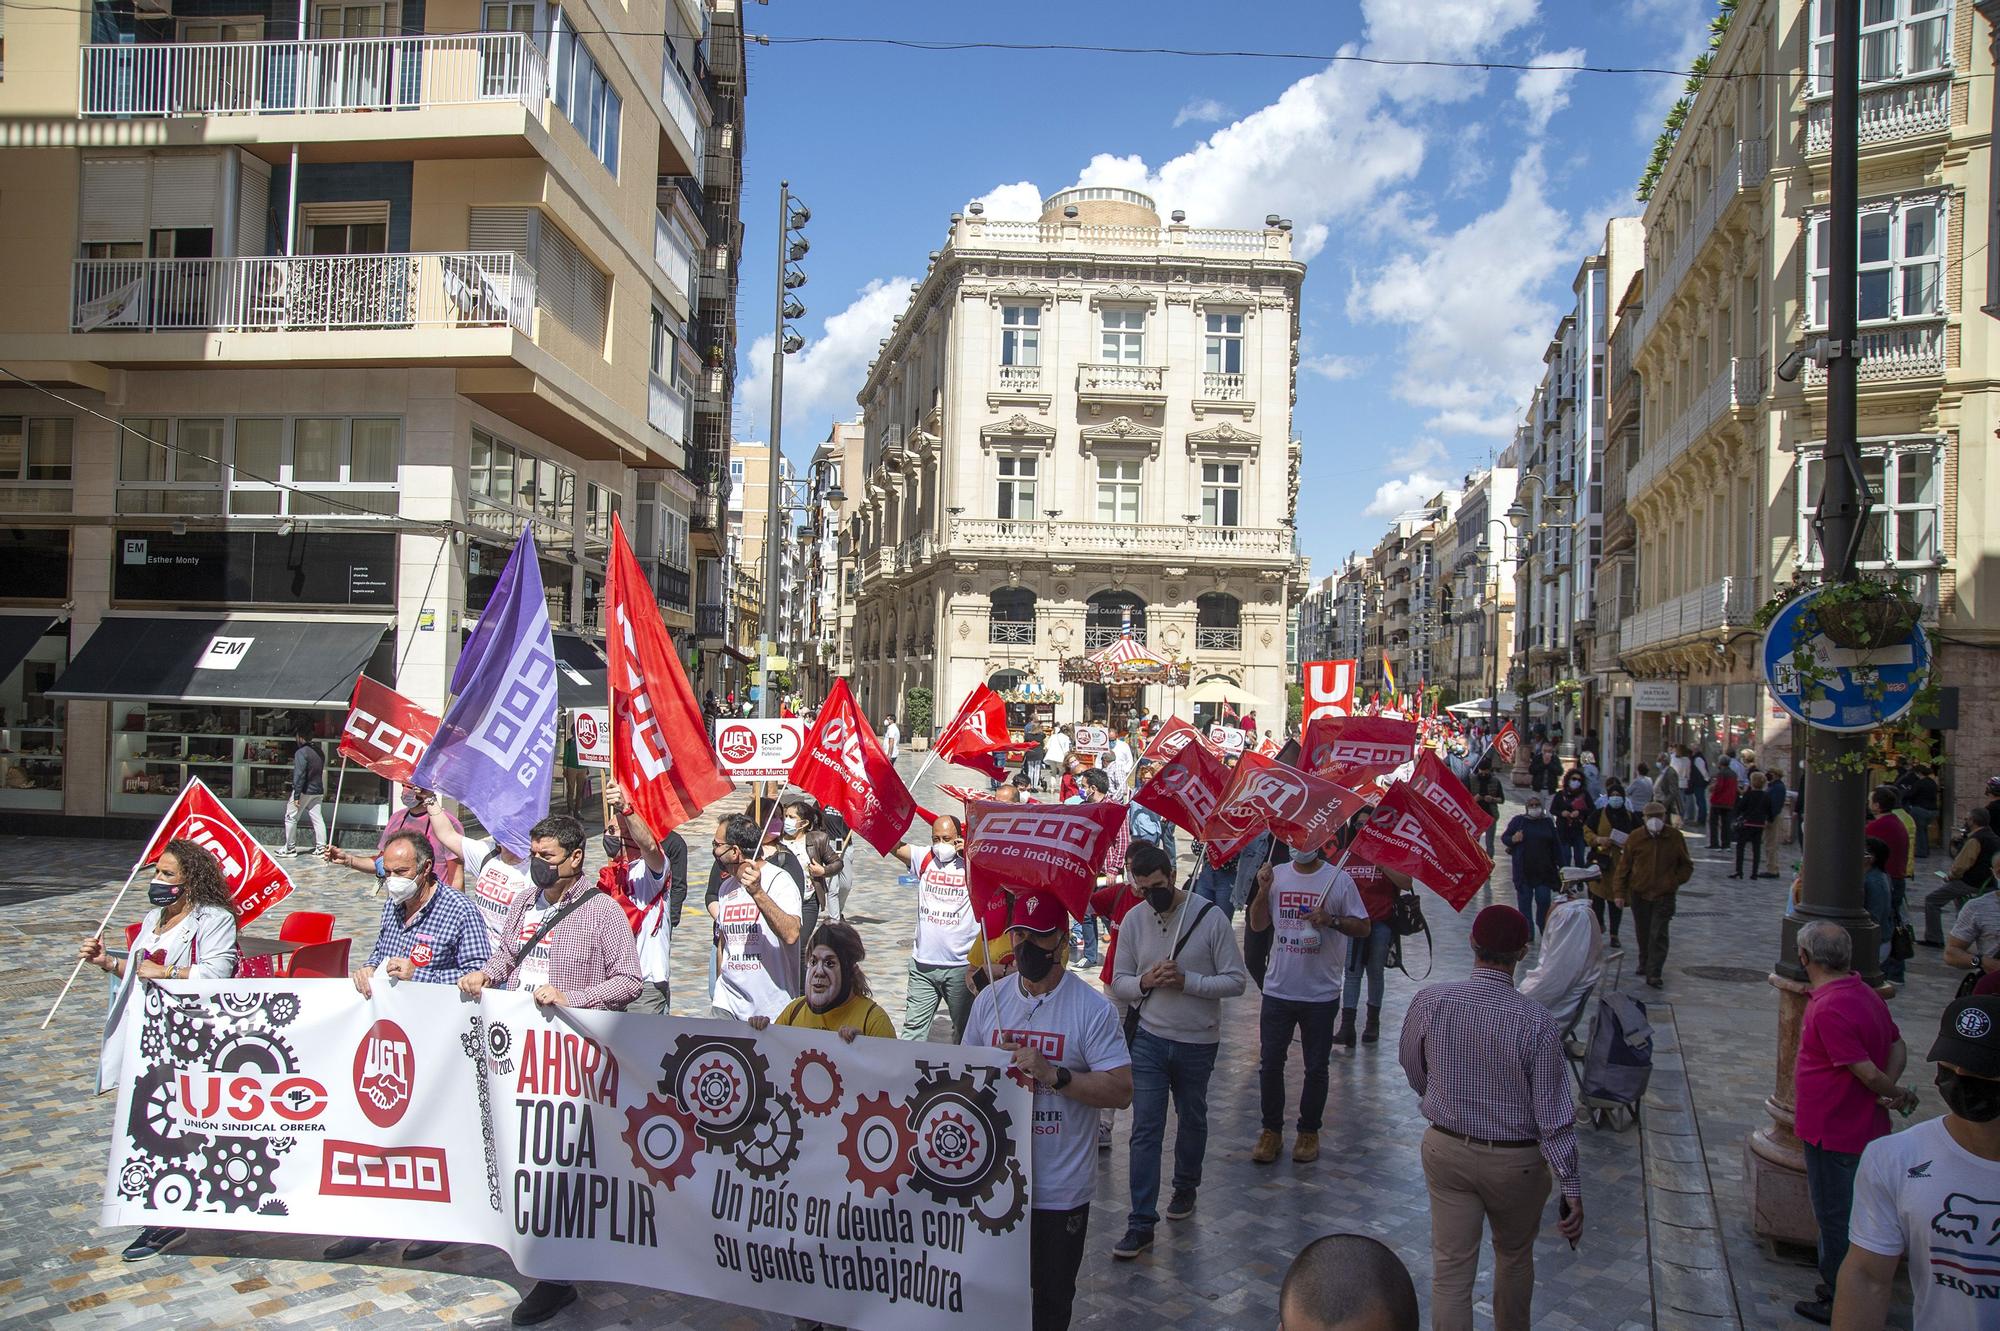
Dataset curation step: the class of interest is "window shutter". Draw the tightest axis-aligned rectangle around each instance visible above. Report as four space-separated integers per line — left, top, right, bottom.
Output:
298 200 389 226
469 205 535 260
536 221 607 345
150 154 223 229
79 158 148 243
234 156 271 257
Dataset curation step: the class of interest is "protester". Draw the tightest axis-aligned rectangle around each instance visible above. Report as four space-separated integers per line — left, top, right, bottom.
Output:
1788 920 1915 1325
749 921 894 1042
320 784 465 891
1248 838 1370 1164
1706 761 1739 851
1107 841 1247 1258
1584 780 1638 951
459 814 639 1327
1519 870 1606 1041
1339 825 1410 1048
1924 807 2000 946
596 780 679 1012
1500 796 1560 933
427 816 531 956
883 715 900 761
1279 1233 1420 1331
707 812 803 1022
1399 904 1583 1331
1730 771 1773 879
1126 760 1177 859
893 813 976 1040
1470 758 1505 857
1064 768 1115 966
1610 801 1692 988
779 793 844 985
962 891 1133 1331
1831 996 2000 1329
1192 828 1268 923
281 726 327 856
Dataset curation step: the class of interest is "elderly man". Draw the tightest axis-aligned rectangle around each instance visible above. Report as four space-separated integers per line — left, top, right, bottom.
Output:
1400 904 1583 1331
1279 1233 1420 1331
1610 800 1693 988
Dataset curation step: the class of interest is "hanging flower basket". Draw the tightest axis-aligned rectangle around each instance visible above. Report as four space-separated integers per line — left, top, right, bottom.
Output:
1814 592 1918 652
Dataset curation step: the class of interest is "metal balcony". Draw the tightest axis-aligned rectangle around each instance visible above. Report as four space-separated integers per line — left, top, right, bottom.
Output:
988 620 1036 645
1805 74 1950 155
1633 138 1770 355
948 518 1291 558
1802 319 1947 386
1195 627 1242 652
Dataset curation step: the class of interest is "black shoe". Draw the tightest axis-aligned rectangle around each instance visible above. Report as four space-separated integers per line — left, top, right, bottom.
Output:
402 1240 448 1261
1728 872 1742 879
1165 1188 1197 1221
1646 975 1665 989
1333 1009 1357 1049
1111 1226 1154 1259
1919 938 1945 949
122 1226 184 1261
323 1237 377 1260
1361 1005 1382 1044
512 1281 578 1326
1793 1297 1833 1325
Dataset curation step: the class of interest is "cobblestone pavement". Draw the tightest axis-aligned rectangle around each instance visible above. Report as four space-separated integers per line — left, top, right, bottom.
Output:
0 761 1942 1328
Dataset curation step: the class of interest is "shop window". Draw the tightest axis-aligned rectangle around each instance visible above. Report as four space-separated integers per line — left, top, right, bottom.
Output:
111 703 385 818
0 417 74 515
0 626 67 811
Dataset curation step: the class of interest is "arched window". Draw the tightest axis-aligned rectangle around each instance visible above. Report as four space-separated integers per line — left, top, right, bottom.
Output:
989 588 1037 645
1085 590 1147 648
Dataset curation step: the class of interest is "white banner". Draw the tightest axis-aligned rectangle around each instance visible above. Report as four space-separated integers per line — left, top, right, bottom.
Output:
102 981 1031 1329
1072 725 1110 757
712 717 808 783
571 707 611 768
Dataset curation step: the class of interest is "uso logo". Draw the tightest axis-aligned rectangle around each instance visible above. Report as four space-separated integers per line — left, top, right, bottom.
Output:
354 1019 415 1128
716 723 758 765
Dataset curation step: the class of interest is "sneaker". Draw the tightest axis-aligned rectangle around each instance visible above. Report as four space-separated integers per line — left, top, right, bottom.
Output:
512 1281 579 1326
1792 1298 1833 1326
401 1241 448 1261
323 1237 377 1260
1251 1130 1282 1164
1111 1226 1153 1260
1292 1130 1321 1163
1164 1188 1197 1221
122 1226 184 1261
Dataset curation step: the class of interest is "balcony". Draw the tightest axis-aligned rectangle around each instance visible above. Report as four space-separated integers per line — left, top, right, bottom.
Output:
1618 576 1752 655
949 518 1293 559
1626 355 1764 502
72 251 535 335
659 63 709 178
989 620 1036 645
994 364 1044 393
1803 319 1947 386
952 214 1285 259
1195 627 1242 652
655 213 697 304
648 375 690 443
695 605 727 638
1077 363 1165 413
1085 625 1149 649
1805 74 1950 156
893 535 934 573
1200 372 1246 401
1633 137 1770 354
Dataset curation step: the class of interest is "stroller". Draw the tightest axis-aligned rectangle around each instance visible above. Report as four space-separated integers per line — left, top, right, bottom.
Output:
1574 990 1653 1131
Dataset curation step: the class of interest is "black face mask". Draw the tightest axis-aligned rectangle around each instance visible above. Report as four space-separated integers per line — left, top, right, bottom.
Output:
529 856 569 891
147 877 181 908
601 833 625 861
1014 939 1058 983
1146 885 1177 915
1938 1067 2000 1123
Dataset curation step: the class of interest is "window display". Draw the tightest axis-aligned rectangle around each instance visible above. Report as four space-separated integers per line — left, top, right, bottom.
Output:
0 632 67 810
109 702 388 824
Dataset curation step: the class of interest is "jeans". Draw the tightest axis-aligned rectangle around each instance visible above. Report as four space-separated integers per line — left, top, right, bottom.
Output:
1908 805 1937 858
1126 1030 1219 1230
1708 805 1733 848
1070 913 1100 963
1030 1204 1091 1331
1631 895 1676 981
1734 826 1764 875
1342 921 1393 1010
1804 1142 1863 1295
1192 860 1237 920
1682 788 1705 825
1555 825 1588 869
1515 881 1553 934
1589 893 1624 942
1925 881 1980 945
1259 995 1338 1132
796 892 820 989
1885 878 1908 984
901 960 971 1041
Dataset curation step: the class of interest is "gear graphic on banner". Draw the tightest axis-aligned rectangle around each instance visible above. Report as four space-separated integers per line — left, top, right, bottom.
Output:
837 1091 917 1198
659 1034 775 1151
904 1064 1016 1206
622 1094 701 1191
735 1093 802 1181
965 1160 1029 1236
789 1048 844 1117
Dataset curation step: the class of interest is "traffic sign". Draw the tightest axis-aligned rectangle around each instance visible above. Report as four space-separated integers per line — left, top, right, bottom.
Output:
1761 590 1930 734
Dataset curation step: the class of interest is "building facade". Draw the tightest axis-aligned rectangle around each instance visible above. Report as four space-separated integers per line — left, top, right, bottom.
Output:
849 187 1307 731
1440 466 1518 718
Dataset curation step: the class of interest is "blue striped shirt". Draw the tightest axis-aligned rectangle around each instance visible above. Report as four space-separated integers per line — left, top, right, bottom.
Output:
365 884 492 983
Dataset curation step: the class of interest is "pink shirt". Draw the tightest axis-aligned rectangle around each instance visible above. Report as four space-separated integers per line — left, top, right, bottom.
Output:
1795 974 1900 1155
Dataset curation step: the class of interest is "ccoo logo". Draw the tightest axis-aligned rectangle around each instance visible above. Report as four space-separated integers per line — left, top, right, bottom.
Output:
354 1019 415 1128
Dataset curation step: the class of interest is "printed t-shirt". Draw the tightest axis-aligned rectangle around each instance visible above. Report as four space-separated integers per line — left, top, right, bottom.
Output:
963 971 1130 1211
911 847 977 967
620 859 672 986
1263 860 1366 1003
713 861 803 1020
463 837 530 955
512 895 554 991
776 993 895 1039
1849 1116 2000 1331
1348 861 1399 923
1794 973 1900 1153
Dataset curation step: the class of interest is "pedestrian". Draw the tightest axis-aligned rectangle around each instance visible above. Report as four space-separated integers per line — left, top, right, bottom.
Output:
706 812 803 1021
1902 763 1939 860
330 829 489 1265
1653 756 1682 827
1551 769 1593 868
1247 837 1371 1164
1829 996 2000 1329
459 815 640 1327
1043 724 1072 791
748 921 894 1042
1398 904 1583 1331
1626 762 1655 812
962 890 1133 1331
1338 837 1407 1049
281 725 326 856
1610 801 1693 988
1944 842 2000 980
1108 841 1248 1258
1470 759 1506 858
1763 767 1791 875
1731 771 1774 879
1279 1232 1419 1331
1706 762 1739 851
1126 759 1177 860
883 715 900 761
1861 837 1897 975
1499 796 1560 933
1025 727 1048 791
1518 871 1605 1040
778 793 844 985
321 784 467 892
1107 729 1136 795
597 780 682 1012
1683 745 1710 827
1924 808 2000 947
1064 768 1116 966
1528 742 1558 797
893 813 975 1040
1577 750 1603 802
1584 780 1638 951
1787 921 1917 1325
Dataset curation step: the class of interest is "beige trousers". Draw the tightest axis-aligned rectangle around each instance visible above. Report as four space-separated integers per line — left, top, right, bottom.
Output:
1421 1126 1554 1331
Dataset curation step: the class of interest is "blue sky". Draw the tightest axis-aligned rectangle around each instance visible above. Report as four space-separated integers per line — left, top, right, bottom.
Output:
730 0 1712 576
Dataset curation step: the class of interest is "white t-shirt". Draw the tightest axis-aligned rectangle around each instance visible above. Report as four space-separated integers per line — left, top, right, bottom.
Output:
911 846 976 967
623 859 672 986
463 838 531 956
513 898 553 992
1849 1115 2000 1331
963 971 1131 1212
712 861 803 1020
885 722 900 747
1263 860 1365 1004
1044 733 1071 768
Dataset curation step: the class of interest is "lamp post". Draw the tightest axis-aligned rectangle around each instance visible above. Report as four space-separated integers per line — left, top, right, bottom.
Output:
761 181 810 720
1505 473 1571 777
1475 517 1515 758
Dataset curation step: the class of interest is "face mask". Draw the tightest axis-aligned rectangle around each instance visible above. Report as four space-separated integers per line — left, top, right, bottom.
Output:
1014 939 1058 983
784 816 803 836
382 874 420 904
1609 797 1625 809
1146 885 1177 915
1527 806 1545 819
401 792 427 811
529 856 566 891
930 842 959 865
147 877 182 907
1292 850 1320 867
601 833 624 861
1938 1067 2000 1124
1646 818 1665 835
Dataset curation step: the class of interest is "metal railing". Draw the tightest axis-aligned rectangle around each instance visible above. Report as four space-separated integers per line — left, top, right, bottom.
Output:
1633 137 1769 354
72 251 535 334
1805 74 1950 154
659 64 709 173
80 32 546 118
1803 318 1947 385
893 535 933 572
1084 625 1149 649
957 217 1275 255
1201 371 1246 401
1078 363 1165 394
949 517 1292 557
695 605 727 637
988 620 1036 645
1194 627 1242 651
654 212 696 300
648 375 690 442
1618 575 1751 654
1626 354 1765 502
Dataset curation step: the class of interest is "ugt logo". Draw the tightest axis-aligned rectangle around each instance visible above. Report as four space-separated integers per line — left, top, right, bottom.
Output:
354 1019 414 1128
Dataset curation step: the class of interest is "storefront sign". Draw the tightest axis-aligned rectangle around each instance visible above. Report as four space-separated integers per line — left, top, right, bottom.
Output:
712 717 807 782
571 706 611 768
114 530 395 608
1631 681 1680 712
195 635 254 671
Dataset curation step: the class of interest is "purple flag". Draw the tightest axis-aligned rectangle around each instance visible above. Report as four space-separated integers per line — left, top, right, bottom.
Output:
411 530 558 856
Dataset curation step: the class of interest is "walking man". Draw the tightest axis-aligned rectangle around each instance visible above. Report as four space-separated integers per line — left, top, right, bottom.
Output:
883 715 900 761
1399 904 1584 1331
282 726 326 856
893 813 976 1040
1610 800 1693 988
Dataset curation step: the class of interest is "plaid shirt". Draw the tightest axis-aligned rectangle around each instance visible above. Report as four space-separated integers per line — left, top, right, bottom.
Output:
365 884 490 983
481 877 642 1011
1398 967 1581 1198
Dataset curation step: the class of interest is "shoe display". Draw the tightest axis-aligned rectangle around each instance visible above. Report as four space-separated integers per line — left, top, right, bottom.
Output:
1292 1130 1321 1163
1164 1188 1197 1221
1251 1129 1282 1164
512 1281 579 1326
322 1237 377 1261
1110 1226 1154 1260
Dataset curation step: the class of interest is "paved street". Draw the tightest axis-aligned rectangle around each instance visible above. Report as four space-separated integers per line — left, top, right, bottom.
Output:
0 761 1945 1328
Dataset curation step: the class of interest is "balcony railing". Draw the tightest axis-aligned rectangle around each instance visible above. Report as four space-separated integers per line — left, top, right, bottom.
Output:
949 518 1292 558
654 212 696 299
1078 363 1165 396
72 252 535 334
955 216 1278 255
648 375 690 442
988 620 1036 645
1627 355 1765 501
1619 576 1751 655
893 535 934 573
1805 74 1950 155
80 32 546 118
995 364 1043 392
1633 138 1769 354
1084 625 1149 649
1194 627 1242 652
659 64 709 175
1803 319 1947 386
695 605 727 638
1200 372 1246 401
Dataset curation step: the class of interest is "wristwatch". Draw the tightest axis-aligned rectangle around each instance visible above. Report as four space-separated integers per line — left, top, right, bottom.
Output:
1050 1066 1073 1093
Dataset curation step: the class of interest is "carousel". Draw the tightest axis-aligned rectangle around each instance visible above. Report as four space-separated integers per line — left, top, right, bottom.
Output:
1058 621 1192 722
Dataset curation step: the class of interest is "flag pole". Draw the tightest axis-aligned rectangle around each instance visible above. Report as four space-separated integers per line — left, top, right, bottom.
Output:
322 754 351 857
41 787 186 1030
910 690 977 790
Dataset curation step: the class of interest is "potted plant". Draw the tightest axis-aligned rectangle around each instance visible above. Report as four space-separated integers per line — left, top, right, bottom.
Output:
1810 579 1921 651
906 686 933 750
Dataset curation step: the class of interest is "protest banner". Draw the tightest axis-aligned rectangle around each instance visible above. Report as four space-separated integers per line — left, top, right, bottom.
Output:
338 675 439 785
572 707 611 769
102 982 1031 1329
1349 781 1493 911
1141 716 1207 762
712 718 809 783
1201 754 1367 862
963 799 1126 921
1300 714 1419 795
1133 739 1229 838
1409 748 1494 838
1301 658 1358 723
790 680 917 854
1072 725 1110 758
138 777 294 928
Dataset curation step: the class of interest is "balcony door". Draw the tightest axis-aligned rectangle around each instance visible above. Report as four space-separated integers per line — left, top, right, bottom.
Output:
480 1 538 99
298 202 393 329
177 17 264 114
310 2 396 110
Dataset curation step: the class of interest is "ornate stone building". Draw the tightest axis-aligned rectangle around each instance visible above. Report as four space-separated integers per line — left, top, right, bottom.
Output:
849 187 1307 730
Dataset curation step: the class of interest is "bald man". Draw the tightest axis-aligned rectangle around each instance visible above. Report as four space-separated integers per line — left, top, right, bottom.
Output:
1280 1233 1418 1331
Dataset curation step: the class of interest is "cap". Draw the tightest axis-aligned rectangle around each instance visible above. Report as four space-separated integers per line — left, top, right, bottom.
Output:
1005 890 1070 935
1470 904 1531 954
1930 997 2000 1077
1641 801 1668 818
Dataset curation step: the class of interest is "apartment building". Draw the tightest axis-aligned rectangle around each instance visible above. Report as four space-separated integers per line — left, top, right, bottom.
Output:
796 418 861 702
1440 466 1518 716
848 187 1307 729
0 0 743 829
1295 574 1335 666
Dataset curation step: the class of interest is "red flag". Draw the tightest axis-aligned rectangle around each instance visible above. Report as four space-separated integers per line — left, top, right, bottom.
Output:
1256 734 1282 757
1302 714 1419 789
140 778 294 929
1350 781 1493 911
1134 737 1229 838
788 679 918 854
1301 658 1358 724
964 798 1126 921
337 674 439 786
1410 748 1494 837
1142 716 1209 762
1201 753 1368 860
606 517 733 837
1490 720 1521 767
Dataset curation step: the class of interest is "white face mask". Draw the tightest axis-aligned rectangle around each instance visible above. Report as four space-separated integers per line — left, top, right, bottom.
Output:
930 842 959 865
783 816 803 836
383 873 421 904
1646 818 1665 835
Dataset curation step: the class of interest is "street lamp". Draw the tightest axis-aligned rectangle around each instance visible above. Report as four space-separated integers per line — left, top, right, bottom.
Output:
1474 516 1517 762
1506 471 1574 753
762 181 811 719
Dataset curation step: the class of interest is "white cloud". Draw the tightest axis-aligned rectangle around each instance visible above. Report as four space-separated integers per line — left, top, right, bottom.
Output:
1386 436 1449 472
1172 97 1231 128
735 276 918 446
1633 0 1706 139
974 181 1043 221
1365 472 1450 517
1302 353 1366 382
1516 48 1585 134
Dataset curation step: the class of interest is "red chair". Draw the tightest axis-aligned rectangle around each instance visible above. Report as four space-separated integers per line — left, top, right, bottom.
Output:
124 922 143 949
285 939 351 979
277 911 336 947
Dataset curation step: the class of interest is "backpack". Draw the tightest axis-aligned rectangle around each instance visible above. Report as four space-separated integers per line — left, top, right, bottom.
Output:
1579 993 1653 1130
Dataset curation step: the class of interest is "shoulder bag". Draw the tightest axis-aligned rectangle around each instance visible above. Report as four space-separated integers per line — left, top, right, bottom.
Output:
506 886 607 975
1124 899 1215 1045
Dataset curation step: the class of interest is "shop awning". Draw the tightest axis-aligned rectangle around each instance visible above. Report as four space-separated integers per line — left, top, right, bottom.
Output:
552 632 609 710
0 614 59 682
49 616 388 707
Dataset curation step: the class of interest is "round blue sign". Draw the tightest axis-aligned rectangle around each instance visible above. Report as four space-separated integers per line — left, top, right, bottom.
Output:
1761 590 1931 734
